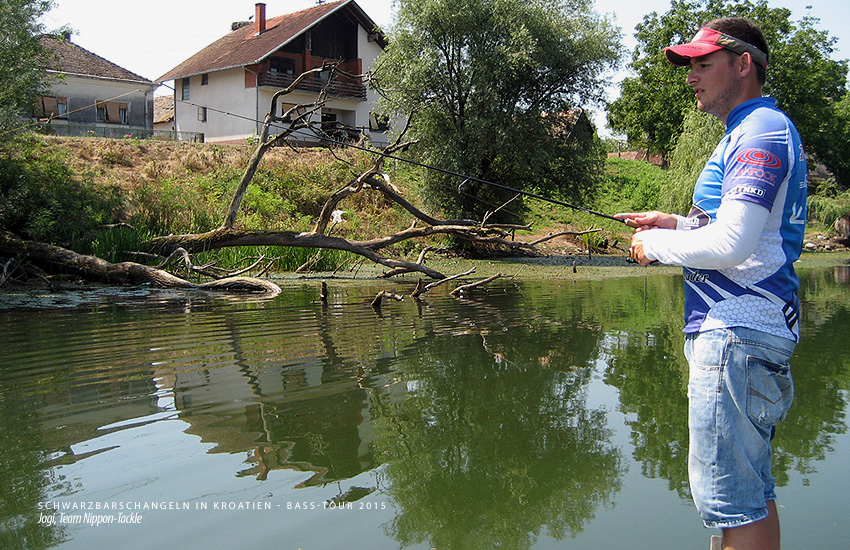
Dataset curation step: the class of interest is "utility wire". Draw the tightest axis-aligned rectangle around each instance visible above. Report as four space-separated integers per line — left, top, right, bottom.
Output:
162 85 624 224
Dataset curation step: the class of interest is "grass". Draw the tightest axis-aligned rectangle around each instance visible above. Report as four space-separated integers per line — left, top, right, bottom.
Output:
6 135 848 278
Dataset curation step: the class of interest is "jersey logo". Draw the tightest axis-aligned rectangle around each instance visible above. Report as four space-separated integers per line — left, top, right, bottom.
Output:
737 148 782 168
731 184 765 197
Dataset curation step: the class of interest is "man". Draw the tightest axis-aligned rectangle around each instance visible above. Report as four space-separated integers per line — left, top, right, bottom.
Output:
616 18 807 550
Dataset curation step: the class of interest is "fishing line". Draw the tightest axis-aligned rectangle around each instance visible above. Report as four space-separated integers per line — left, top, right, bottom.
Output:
168 85 628 224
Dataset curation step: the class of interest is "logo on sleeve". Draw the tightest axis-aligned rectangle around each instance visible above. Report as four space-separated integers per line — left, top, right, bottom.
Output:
738 148 782 168
733 148 782 186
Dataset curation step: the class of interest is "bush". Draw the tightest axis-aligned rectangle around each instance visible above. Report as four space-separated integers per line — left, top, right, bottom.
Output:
0 134 121 244
808 180 850 231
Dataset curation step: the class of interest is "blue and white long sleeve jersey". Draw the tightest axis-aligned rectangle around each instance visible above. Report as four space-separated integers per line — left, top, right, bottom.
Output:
642 97 808 341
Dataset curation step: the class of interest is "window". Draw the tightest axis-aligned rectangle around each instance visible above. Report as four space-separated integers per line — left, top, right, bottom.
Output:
369 113 389 132
201 73 209 85
34 96 68 119
182 77 190 100
269 57 295 75
197 106 207 122
96 101 129 124
280 103 296 121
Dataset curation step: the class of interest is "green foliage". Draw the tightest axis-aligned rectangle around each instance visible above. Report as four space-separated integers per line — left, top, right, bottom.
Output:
662 109 725 214
822 89 850 189
0 0 56 133
78 224 152 263
373 0 622 220
607 0 849 182
807 181 850 230
192 246 356 274
595 157 665 215
129 176 224 235
0 134 121 244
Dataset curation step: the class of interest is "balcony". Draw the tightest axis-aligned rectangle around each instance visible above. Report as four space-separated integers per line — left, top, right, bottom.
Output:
257 71 366 101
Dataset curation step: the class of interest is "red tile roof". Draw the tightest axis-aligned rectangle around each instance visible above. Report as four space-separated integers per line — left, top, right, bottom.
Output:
39 35 152 84
153 96 174 124
157 0 381 83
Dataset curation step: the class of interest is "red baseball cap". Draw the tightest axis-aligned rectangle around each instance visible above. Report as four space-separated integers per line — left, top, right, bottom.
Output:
664 28 768 68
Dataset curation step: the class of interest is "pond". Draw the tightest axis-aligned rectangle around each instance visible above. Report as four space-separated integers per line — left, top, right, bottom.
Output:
1 262 849 550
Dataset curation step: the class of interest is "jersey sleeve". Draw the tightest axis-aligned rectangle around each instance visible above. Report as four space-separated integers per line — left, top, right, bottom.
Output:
721 109 794 210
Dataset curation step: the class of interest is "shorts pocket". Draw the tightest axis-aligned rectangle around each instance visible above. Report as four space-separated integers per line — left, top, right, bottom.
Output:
746 355 794 428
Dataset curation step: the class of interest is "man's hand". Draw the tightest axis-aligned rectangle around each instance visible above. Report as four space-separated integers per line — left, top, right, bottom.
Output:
615 211 678 231
616 211 677 266
628 232 653 266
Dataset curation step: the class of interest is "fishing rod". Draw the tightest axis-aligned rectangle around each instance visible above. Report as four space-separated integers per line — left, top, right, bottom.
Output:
311 133 627 225
165 86 626 224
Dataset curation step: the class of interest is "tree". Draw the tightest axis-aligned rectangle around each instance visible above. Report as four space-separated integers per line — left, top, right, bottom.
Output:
371 0 621 220
607 0 849 180
661 109 724 214
0 0 56 134
2 67 601 290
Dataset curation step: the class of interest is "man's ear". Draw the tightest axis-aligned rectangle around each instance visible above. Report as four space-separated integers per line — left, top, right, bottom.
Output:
738 52 755 78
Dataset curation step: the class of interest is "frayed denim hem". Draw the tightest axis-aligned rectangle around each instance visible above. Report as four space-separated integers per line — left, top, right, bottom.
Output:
702 508 768 530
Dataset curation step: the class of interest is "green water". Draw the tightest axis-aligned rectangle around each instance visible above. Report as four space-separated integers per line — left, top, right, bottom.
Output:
1 265 848 549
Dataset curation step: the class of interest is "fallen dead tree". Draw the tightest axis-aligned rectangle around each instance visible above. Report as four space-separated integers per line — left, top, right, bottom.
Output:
0 231 280 293
146 64 601 282
2 65 604 292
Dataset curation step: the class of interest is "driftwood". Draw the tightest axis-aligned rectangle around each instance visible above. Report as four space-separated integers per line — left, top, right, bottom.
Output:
145 64 602 282
450 274 502 296
371 290 405 308
410 268 476 298
4 66 608 292
0 231 280 293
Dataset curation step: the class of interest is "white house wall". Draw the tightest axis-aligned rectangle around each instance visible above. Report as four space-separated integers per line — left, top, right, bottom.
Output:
174 68 259 143
173 22 390 145
358 25 388 147
46 74 153 132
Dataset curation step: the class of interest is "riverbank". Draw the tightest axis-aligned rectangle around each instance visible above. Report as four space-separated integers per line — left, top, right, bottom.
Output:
262 250 850 285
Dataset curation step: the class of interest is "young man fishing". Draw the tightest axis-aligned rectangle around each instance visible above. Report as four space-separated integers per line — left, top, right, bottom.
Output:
616 18 807 550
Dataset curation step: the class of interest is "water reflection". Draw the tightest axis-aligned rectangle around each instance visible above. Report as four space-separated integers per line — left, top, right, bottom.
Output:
0 264 849 549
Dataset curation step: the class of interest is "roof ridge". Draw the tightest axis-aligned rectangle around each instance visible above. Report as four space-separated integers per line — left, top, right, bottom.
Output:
155 0 371 83
40 34 153 84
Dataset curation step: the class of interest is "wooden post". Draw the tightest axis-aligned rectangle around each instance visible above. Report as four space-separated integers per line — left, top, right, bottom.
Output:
710 535 723 550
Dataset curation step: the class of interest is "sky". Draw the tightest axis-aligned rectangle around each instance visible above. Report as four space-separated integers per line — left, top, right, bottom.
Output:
39 0 850 134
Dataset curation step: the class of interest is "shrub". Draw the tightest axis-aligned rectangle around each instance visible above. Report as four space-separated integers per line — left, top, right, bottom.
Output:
0 134 121 244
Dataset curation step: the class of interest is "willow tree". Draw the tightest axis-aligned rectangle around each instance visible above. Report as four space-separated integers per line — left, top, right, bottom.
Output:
371 0 621 221
0 0 57 133
608 0 848 175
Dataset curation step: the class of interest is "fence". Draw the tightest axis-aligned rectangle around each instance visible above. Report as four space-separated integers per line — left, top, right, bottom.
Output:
33 122 204 142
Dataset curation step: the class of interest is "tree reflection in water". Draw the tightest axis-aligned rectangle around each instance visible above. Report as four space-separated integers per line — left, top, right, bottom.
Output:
0 266 848 549
371 325 623 550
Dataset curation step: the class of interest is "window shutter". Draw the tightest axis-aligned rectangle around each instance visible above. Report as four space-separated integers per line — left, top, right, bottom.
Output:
106 101 120 122
43 96 59 116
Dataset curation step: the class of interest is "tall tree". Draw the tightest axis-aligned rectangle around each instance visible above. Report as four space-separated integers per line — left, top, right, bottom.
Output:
607 0 849 183
371 0 621 220
0 0 56 134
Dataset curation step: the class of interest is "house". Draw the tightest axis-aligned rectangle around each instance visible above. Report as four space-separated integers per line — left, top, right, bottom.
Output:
545 110 595 144
606 150 665 166
35 34 156 138
153 96 175 133
156 1 389 146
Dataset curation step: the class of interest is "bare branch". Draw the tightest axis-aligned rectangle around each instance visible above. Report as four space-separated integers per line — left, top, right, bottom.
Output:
371 290 404 308
450 274 501 297
529 228 601 246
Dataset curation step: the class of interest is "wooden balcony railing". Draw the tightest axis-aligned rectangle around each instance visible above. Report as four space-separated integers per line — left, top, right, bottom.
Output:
257 71 367 100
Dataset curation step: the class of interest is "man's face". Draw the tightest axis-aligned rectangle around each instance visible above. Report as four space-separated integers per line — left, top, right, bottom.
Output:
686 50 741 121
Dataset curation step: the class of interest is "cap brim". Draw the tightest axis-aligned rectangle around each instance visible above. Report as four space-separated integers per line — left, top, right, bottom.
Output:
664 43 725 66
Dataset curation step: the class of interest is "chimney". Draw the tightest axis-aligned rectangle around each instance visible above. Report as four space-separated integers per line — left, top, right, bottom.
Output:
255 3 266 35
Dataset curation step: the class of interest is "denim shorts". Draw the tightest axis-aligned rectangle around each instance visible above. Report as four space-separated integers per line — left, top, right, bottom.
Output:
684 326 795 529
